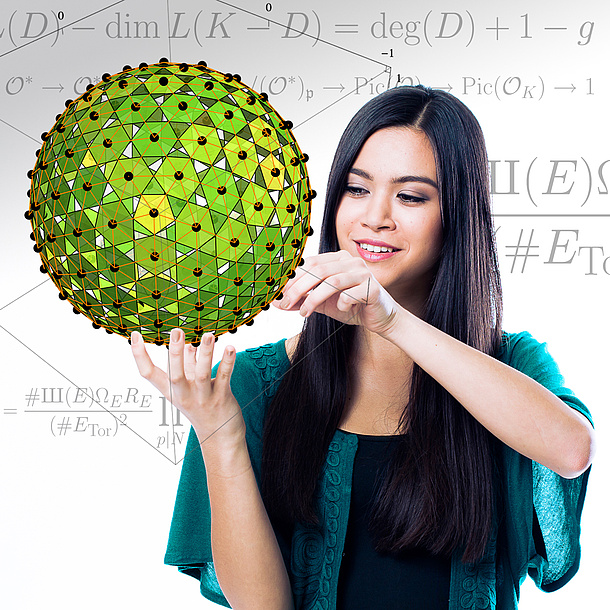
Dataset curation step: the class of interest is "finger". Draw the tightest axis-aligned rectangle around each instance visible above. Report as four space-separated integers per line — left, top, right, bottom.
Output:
213 344 236 395
299 272 365 317
130 331 170 396
184 342 198 381
194 332 215 384
168 328 186 384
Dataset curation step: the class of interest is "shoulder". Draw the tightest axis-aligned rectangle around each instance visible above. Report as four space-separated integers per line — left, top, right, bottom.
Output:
284 332 301 364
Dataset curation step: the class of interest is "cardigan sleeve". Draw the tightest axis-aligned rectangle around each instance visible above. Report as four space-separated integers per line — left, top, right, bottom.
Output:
497 331 593 594
163 343 277 608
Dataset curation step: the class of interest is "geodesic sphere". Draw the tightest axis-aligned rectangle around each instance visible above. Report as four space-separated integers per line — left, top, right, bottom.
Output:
27 61 312 345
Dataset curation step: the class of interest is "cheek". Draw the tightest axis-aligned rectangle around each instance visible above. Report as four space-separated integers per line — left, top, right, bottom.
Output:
334 200 355 244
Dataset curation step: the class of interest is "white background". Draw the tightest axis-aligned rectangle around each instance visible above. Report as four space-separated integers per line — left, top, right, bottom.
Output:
0 1 607 608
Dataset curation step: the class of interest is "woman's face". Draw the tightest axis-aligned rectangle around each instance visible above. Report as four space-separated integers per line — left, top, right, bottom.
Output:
335 126 443 310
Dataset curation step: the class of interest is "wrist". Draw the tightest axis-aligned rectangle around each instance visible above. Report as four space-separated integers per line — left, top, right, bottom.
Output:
198 433 253 479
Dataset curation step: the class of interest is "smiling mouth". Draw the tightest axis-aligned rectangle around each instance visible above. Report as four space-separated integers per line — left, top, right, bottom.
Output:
355 242 401 260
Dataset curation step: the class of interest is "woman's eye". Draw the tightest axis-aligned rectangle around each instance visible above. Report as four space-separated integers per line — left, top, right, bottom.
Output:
397 193 426 204
345 185 367 196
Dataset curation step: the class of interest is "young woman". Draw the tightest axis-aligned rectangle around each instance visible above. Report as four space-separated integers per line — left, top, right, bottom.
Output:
131 85 595 609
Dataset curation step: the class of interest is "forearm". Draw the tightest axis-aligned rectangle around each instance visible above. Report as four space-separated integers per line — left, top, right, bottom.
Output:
198 433 294 610
383 308 595 478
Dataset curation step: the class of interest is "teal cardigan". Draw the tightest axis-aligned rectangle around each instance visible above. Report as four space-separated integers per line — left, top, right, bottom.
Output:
164 331 593 609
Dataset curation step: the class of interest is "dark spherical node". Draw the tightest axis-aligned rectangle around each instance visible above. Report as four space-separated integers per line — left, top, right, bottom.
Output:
51 191 61 200
261 304 270 311
73 228 83 237
260 92 269 102
194 326 204 335
35 149 40 157
204 81 214 91
106 328 113 335
233 74 241 82
159 77 169 86
246 319 254 326
154 319 164 328
151 290 162 299
52 270 63 280
197 60 208 67
191 222 201 232
265 277 274 286
122 65 132 72
150 251 160 262
108 220 118 229
56 123 65 133
77 270 86 278
230 238 240 247
110 264 119 272
224 110 233 119
217 186 226 195
261 128 271 137
90 111 99 120
124 172 134 181
287 270 296 279
83 182 93 191
237 150 247 160
306 227 314 236
265 242 275 251
27 169 33 179
65 149 74 158
246 95 256 105
174 171 184 180
290 157 299 167
40 265 47 274
178 101 188 111
159 57 169 63
119 80 128 89
270 167 280 177
193 267 203 277
179 63 189 72
64 99 74 108
82 302 92 311
195 302 204 311
58 292 68 301
286 204 296 213
197 135 207 145
224 73 233 82
149 208 159 218
113 300 123 308
301 153 309 162
254 202 263 211
102 73 111 82
83 92 92 102
86 84 94 91
139 62 148 69
103 138 113 148
233 277 243 286
41 131 49 141
150 133 159 142
131 102 141 111
40 161 48 170
92 322 101 329
291 239 301 248
47 233 56 243
154 339 164 346
229 327 238 334
232 307 242 316
298 258 305 266
29 232 35 241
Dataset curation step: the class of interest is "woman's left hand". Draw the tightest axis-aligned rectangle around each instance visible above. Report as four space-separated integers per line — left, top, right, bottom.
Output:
271 251 402 337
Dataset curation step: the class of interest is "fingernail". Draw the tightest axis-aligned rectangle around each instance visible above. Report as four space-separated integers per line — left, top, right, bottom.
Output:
204 333 213 345
281 296 291 308
299 305 308 317
131 331 139 344
171 329 180 343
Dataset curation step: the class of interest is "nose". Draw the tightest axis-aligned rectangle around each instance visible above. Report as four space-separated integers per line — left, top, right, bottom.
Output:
360 191 396 231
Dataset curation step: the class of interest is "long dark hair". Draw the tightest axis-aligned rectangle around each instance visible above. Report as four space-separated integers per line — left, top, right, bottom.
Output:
261 85 503 563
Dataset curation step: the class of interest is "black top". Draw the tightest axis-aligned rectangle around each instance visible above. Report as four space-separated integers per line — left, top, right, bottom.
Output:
336 433 451 609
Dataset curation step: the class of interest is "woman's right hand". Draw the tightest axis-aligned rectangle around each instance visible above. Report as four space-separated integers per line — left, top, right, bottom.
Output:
130 328 246 459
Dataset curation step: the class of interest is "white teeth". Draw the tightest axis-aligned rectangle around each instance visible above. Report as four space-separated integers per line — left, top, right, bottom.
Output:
359 243 395 253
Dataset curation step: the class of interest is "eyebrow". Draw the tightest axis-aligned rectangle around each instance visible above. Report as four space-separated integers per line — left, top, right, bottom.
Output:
349 167 438 190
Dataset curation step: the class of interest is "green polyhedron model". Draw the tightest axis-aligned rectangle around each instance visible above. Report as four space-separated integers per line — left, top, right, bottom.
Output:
27 61 313 345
